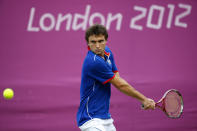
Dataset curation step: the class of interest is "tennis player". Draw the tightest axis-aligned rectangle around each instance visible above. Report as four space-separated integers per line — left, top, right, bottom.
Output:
76 24 155 131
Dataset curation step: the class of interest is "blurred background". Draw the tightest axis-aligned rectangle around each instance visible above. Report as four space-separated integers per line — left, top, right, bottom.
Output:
0 0 197 131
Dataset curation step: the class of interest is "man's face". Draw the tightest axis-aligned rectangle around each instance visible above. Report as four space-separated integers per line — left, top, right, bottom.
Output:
88 35 106 56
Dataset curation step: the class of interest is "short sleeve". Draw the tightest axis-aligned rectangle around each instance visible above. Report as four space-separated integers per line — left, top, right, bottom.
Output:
88 60 115 84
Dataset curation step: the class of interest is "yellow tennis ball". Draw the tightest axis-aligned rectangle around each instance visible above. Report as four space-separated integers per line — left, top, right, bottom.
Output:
3 88 14 99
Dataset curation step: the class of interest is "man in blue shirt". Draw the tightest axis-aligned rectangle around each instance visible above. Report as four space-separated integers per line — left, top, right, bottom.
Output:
77 24 155 131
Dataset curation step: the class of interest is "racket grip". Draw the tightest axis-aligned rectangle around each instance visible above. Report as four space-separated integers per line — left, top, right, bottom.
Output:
141 104 145 109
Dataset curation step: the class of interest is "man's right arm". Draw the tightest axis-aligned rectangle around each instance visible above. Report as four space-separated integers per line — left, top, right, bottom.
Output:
109 73 155 110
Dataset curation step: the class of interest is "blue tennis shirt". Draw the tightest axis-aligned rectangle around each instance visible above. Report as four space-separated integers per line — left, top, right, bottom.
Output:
77 46 118 126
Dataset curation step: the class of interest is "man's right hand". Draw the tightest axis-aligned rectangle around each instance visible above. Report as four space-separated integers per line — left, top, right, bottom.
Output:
141 98 155 110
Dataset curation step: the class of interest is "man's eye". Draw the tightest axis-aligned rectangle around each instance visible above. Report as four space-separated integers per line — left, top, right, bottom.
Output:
91 41 96 44
98 40 104 43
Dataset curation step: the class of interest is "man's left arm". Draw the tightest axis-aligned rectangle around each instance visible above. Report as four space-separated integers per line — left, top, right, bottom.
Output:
109 73 155 110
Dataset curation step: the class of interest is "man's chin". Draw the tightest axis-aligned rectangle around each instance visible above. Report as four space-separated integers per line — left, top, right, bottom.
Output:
95 52 101 55
95 51 103 54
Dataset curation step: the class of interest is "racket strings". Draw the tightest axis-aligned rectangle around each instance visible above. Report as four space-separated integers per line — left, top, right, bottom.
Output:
165 91 182 118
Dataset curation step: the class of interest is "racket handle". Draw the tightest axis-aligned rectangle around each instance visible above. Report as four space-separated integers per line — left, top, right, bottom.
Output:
141 104 145 109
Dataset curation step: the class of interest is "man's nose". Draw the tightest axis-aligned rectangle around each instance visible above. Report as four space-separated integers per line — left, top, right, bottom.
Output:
96 42 100 48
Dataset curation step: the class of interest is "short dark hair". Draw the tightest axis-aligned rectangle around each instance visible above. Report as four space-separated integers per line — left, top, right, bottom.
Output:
85 24 108 43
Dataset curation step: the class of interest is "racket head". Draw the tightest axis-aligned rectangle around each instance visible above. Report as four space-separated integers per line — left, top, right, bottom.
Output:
156 89 183 118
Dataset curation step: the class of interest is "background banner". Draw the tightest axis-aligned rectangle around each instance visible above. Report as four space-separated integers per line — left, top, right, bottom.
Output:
0 0 196 131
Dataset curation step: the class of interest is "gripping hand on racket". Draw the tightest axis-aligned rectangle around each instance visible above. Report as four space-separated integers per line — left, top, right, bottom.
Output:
141 98 155 110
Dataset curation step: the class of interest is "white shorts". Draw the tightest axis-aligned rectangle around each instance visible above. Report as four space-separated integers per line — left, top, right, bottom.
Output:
79 118 116 131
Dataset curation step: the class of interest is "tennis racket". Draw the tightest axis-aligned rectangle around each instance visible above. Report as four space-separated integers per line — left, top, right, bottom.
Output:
142 89 183 118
